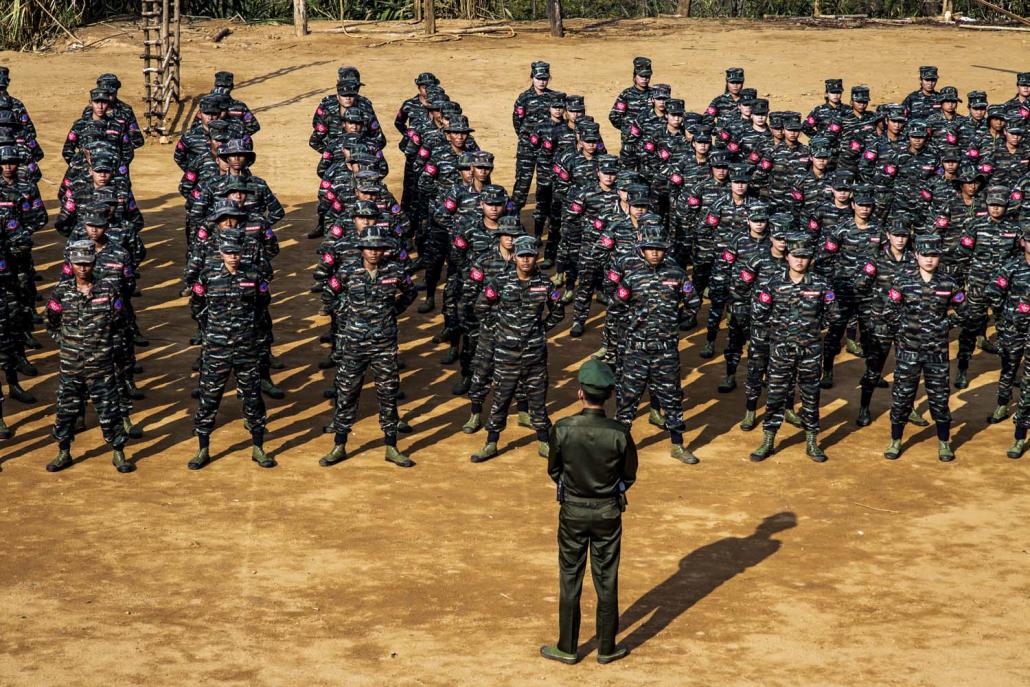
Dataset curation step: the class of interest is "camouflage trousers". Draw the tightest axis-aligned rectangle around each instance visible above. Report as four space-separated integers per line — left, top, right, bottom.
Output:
615 342 685 434
1014 329 1030 429
330 338 400 437
571 247 605 326
10 250 36 326
889 348 951 426
194 342 266 436
745 333 771 406
725 312 749 374
53 368 126 447
484 345 550 434
764 340 822 433
823 293 873 370
511 145 538 211
532 181 553 235
996 323 1026 406
860 338 892 392
692 260 714 303
443 266 463 338
556 228 583 286
468 329 526 406
957 282 991 364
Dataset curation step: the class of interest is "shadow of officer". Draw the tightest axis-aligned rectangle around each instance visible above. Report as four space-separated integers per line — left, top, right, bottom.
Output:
595 511 797 654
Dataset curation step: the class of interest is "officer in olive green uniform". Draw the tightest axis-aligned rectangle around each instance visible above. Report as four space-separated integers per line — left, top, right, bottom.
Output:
541 359 637 666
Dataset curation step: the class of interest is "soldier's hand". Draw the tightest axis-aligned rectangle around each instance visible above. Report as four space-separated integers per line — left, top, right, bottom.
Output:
550 271 566 288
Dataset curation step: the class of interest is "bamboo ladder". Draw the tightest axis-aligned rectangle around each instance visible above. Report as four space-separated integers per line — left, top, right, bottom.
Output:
141 0 182 141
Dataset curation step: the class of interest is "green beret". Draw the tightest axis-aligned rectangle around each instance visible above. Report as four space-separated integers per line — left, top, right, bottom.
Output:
578 358 615 394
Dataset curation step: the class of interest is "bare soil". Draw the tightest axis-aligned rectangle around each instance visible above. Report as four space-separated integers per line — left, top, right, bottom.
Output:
0 18 1028 686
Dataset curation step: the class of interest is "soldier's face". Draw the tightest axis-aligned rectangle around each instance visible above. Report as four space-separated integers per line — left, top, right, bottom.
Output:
91 170 112 186
752 114 766 127
85 224 106 242
221 251 241 270
482 202 505 221
91 100 110 118
888 233 908 251
418 85 429 99
909 135 926 151
227 190 247 203
738 105 752 118
226 154 247 171
499 235 515 250
942 100 957 114
629 204 648 219
343 121 363 133
970 107 986 120
832 189 851 204
987 204 1007 219
355 216 376 230
990 117 1005 131
472 165 491 181
598 171 616 188
338 96 356 108
459 168 473 182
727 81 743 95
642 248 665 265
532 76 550 91
942 160 959 174
915 252 939 271
72 262 93 279
654 99 667 114
1019 85 1030 98
515 254 537 274
711 166 728 181
582 141 598 155
694 140 710 155
0 162 16 177
566 111 581 124
634 74 650 89
827 92 842 105
887 120 904 134
961 180 979 196
771 237 787 253
731 181 748 196
853 203 873 220
361 247 385 265
446 132 468 147
748 220 767 237
787 254 811 273
784 129 800 143
549 105 565 120
920 78 937 93
853 100 868 112
1005 131 1024 146
812 156 829 171
667 113 683 128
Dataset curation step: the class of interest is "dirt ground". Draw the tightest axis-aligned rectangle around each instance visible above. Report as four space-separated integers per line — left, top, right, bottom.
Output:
0 17 1028 686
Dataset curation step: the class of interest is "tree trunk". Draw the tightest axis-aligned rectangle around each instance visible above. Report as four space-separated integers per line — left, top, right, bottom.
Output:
425 0 436 34
294 0 308 36
547 0 564 37
677 0 691 15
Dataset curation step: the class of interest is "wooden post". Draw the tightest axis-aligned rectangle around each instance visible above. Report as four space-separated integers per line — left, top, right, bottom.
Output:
547 0 564 37
414 0 422 21
812 0 821 16
294 0 308 37
425 0 436 35
677 0 691 16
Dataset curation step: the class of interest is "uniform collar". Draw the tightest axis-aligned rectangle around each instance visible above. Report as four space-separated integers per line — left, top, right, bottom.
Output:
579 408 607 417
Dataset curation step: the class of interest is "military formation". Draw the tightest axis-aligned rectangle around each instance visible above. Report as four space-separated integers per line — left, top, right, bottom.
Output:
0 58 1029 471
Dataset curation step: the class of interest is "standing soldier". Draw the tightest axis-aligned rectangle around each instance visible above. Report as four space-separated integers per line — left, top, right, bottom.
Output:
187 235 274 470
611 226 701 463
511 61 553 212
320 225 417 469
45 241 131 474
902 66 940 122
541 359 636 666
706 67 747 124
470 235 565 462
0 66 38 143
609 57 654 169
984 222 1030 425
879 235 966 462
749 235 840 463
210 71 260 136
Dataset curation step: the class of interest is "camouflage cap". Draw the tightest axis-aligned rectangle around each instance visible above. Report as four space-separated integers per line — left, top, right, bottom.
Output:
97 72 122 90
725 67 745 83
513 234 540 256
218 230 244 254
342 107 365 124
565 95 585 112
207 119 236 143
209 199 248 223
597 154 620 175
470 150 495 168
708 150 731 167
0 144 20 163
937 86 960 102
497 215 527 237
337 65 362 83
548 91 567 107
651 84 672 99
887 217 911 237
633 56 653 76
336 78 361 96
751 98 770 115
218 138 256 162
357 224 393 249
81 204 110 227
939 145 961 162
739 88 758 105
729 164 751 183
531 60 551 78
748 202 769 222
768 213 795 239
90 87 115 103
218 175 251 196
851 85 870 102
578 358 615 394
637 224 670 251
955 164 981 183
456 152 474 170
479 184 508 205
852 186 875 205
615 170 644 190
786 233 815 258
626 184 650 206
907 119 929 137
199 93 227 114
913 234 943 256
90 154 116 173
768 111 784 128
968 90 988 107
214 70 234 89
353 199 381 218
919 65 939 80
444 115 474 133
986 185 1010 206
68 240 97 264
825 78 844 93
783 114 803 131
1018 72 1030 86
415 72 439 86
1007 116 1026 135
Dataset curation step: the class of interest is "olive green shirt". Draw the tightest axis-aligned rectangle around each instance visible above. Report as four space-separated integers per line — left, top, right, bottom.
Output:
548 408 638 498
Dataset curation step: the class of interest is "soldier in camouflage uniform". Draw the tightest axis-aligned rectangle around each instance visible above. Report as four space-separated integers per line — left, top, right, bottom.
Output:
174 94 229 172
395 72 440 212
85 73 144 150
984 221 1030 426
902 66 940 122
854 219 915 426
470 235 564 462
879 235 966 462
0 66 39 145
954 186 1020 388
45 241 132 474
210 71 260 137
63 88 134 175
749 235 840 463
512 61 553 211
706 67 746 125
610 225 701 463
803 79 846 137
609 57 654 169
320 225 417 468
187 234 274 470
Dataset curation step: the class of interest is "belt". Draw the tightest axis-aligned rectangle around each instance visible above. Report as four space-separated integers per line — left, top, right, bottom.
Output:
563 495 620 507
625 338 677 352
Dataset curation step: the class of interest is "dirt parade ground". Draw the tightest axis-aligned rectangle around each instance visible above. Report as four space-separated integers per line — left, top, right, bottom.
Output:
0 17 1028 686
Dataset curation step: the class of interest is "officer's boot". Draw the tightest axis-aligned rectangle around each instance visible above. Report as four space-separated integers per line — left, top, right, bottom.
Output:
819 368 834 389
9 381 36 404
750 431 776 462
126 378 145 400
648 408 665 428
451 375 470 395
988 404 1010 424
133 331 149 347
1006 438 1026 459
518 411 532 428
187 447 211 470
431 325 453 344
845 337 865 357
569 322 585 338
23 331 40 349
385 445 415 468
46 449 73 473
908 409 929 427
260 379 285 399
977 335 998 354
268 355 285 370
671 445 699 465
937 440 955 462
112 448 134 473
397 418 413 434
417 295 435 314
14 355 37 377
537 441 550 458
319 444 347 467
740 409 757 431
805 431 827 463
441 345 459 365
122 417 143 440
883 440 902 460
699 339 715 359
954 366 969 389
784 407 802 428
560 288 575 305
252 445 277 468
718 374 736 393
856 406 872 427
74 412 87 434
470 441 498 463
462 411 481 434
